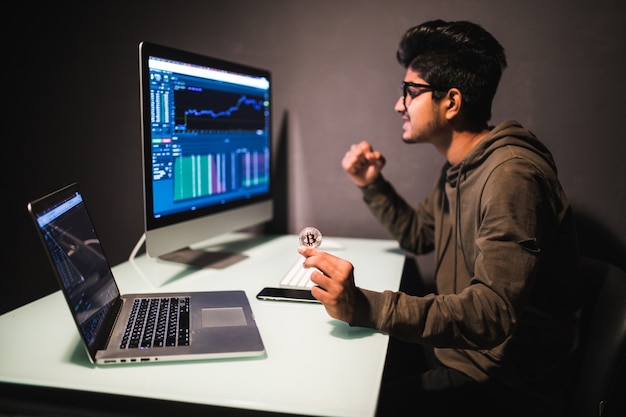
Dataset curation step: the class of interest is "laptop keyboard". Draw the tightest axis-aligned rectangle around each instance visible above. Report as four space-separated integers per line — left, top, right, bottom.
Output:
279 260 318 289
121 296 190 349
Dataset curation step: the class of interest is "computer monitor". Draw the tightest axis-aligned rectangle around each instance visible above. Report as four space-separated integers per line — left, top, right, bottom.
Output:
138 41 273 267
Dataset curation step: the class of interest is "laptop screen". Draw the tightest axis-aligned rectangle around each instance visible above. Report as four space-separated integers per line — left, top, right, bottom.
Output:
29 184 120 351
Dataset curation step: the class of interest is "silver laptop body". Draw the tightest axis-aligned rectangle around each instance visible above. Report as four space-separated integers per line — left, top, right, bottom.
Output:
27 182 265 365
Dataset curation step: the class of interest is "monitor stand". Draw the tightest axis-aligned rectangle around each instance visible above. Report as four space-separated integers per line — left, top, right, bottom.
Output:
158 247 248 269
129 233 248 269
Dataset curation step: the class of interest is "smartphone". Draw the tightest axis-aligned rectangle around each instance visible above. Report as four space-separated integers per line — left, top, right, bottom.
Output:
256 287 320 303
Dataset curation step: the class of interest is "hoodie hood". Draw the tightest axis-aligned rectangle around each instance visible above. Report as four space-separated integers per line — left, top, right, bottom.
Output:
445 120 557 187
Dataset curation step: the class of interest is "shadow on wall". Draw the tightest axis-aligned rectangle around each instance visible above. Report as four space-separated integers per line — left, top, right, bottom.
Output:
575 209 626 272
263 110 289 235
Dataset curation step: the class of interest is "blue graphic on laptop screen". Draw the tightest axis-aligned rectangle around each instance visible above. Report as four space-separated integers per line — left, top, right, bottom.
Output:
39 196 118 346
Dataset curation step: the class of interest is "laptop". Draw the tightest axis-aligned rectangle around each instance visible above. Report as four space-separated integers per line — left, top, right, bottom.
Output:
27 182 266 365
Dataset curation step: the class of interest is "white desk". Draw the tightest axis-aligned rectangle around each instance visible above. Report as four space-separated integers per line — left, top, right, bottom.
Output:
0 233 405 417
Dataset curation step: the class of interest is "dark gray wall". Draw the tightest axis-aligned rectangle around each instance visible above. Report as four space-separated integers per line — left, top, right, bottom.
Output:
6 0 625 314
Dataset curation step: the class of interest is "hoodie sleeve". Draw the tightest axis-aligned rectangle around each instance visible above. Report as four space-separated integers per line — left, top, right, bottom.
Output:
360 174 440 255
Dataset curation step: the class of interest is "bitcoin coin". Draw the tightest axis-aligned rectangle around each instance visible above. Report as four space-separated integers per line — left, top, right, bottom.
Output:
299 227 322 248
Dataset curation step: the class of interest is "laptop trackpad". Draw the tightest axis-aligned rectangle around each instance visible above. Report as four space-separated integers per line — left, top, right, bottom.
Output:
201 307 246 327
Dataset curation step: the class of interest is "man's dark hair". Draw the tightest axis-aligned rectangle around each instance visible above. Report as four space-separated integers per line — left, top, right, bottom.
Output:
397 20 507 125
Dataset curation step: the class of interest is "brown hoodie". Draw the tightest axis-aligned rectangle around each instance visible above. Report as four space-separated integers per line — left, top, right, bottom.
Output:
351 120 583 408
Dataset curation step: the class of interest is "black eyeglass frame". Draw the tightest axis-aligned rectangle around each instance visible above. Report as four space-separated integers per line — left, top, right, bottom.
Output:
401 81 446 107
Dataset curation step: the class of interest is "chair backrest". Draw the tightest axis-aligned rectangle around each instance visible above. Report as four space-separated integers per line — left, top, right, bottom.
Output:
566 257 626 417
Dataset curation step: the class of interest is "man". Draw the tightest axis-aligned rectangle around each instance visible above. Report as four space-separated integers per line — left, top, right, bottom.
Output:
298 20 583 417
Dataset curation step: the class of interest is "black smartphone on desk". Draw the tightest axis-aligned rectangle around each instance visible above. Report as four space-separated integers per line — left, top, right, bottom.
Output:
256 287 320 303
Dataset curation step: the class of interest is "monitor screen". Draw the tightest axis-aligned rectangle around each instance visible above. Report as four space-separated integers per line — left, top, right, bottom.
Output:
138 41 273 266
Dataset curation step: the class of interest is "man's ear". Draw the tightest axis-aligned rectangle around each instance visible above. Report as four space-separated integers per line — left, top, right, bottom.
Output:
444 88 462 120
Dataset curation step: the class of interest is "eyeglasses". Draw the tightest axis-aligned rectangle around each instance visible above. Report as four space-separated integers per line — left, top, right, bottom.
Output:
401 81 439 107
